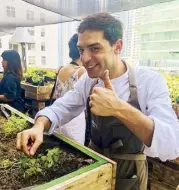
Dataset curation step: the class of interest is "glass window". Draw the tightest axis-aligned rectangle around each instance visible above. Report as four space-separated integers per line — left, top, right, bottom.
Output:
26 10 34 21
28 43 35 51
27 28 35 36
28 56 36 65
41 56 46 65
41 28 45 37
41 42 45 51
6 6 15 17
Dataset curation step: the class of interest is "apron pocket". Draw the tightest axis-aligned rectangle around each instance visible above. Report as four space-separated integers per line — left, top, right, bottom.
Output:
116 177 139 190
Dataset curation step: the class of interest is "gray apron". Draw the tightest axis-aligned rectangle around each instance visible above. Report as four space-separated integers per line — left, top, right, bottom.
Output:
88 63 148 190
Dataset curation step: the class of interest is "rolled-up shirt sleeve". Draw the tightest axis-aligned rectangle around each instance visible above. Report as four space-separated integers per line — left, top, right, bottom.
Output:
144 73 179 161
35 73 93 134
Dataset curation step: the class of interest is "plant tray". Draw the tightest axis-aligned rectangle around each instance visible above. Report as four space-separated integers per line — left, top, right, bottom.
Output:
0 104 116 190
21 82 53 101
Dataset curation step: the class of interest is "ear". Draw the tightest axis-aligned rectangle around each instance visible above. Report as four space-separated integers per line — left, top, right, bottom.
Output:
114 39 123 54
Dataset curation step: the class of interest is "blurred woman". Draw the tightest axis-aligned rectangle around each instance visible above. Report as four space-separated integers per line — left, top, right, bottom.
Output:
54 34 86 145
0 50 24 112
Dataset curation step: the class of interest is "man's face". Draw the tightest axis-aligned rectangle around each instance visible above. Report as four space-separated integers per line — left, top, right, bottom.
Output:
77 30 118 79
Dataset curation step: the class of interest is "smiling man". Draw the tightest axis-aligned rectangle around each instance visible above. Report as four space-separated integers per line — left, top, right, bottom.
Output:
16 13 179 190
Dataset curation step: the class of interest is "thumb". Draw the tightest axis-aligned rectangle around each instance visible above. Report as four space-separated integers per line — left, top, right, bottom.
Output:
103 70 114 91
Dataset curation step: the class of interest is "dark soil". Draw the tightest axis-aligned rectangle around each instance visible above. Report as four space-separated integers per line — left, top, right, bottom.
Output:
0 114 95 190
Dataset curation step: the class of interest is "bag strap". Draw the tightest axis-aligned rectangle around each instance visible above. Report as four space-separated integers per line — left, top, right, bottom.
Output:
49 66 63 105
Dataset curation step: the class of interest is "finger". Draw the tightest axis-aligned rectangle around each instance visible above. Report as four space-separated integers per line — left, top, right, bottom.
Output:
90 107 97 115
92 87 97 94
103 70 115 91
29 136 43 156
21 132 31 156
90 94 95 100
92 87 101 94
16 132 22 150
89 100 93 107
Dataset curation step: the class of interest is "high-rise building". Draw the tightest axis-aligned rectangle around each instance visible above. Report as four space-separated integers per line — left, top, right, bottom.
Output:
112 9 141 66
0 0 80 69
137 0 179 69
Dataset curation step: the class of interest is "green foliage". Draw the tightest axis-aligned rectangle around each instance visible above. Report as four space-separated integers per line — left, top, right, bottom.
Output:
161 71 179 103
26 67 46 78
2 113 28 136
20 147 60 179
0 159 14 169
24 67 56 84
31 75 44 83
176 96 179 104
44 71 56 79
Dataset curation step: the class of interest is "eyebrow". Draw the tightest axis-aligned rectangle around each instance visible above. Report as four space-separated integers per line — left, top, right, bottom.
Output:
77 43 101 48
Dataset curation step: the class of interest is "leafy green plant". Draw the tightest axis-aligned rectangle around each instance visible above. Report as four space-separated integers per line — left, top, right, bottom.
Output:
25 67 46 78
31 74 44 84
45 71 56 79
20 147 60 179
24 67 56 85
160 71 179 103
176 96 179 104
0 159 14 169
2 114 28 136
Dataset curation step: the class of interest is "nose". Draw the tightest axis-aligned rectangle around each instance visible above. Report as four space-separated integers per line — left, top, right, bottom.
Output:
80 50 91 64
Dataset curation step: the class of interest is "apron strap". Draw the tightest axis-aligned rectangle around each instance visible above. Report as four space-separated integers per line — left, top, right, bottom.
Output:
89 140 146 160
110 153 146 161
122 60 138 103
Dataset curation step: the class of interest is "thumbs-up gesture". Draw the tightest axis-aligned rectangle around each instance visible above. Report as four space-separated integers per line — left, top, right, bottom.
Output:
89 70 120 116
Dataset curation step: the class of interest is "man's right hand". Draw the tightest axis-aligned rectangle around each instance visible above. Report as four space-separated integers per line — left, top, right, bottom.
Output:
16 124 44 156
16 116 51 156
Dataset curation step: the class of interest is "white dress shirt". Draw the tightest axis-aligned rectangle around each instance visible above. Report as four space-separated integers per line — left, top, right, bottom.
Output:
36 67 179 162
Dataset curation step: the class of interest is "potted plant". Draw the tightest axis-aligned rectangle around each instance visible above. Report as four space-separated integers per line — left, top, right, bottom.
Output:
44 71 56 82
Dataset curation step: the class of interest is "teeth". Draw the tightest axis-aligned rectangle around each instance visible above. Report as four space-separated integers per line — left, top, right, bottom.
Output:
88 65 96 69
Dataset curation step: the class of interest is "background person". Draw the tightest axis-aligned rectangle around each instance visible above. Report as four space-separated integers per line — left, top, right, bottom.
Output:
53 34 86 145
0 50 24 112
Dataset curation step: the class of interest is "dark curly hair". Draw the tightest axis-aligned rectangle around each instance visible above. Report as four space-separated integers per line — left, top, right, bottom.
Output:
68 33 80 61
78 13 123 45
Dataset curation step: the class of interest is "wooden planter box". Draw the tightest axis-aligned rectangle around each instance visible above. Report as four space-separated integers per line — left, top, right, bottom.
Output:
148 157 179 190
0 104 117 190
21 82 53 101
33 134 116 190
149 179 176 190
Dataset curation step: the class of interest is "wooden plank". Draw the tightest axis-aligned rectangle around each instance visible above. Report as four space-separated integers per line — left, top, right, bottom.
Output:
152 163 179 187
21 82 53 100
21 83 38 93
170 157 179 165
54 132 117 190
32 162 106 190
148 157 179 188
47 163 113 190
150 179 176 190
25 91 51 101
21 83 53 94
148 157 179 170
1 104 34 124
